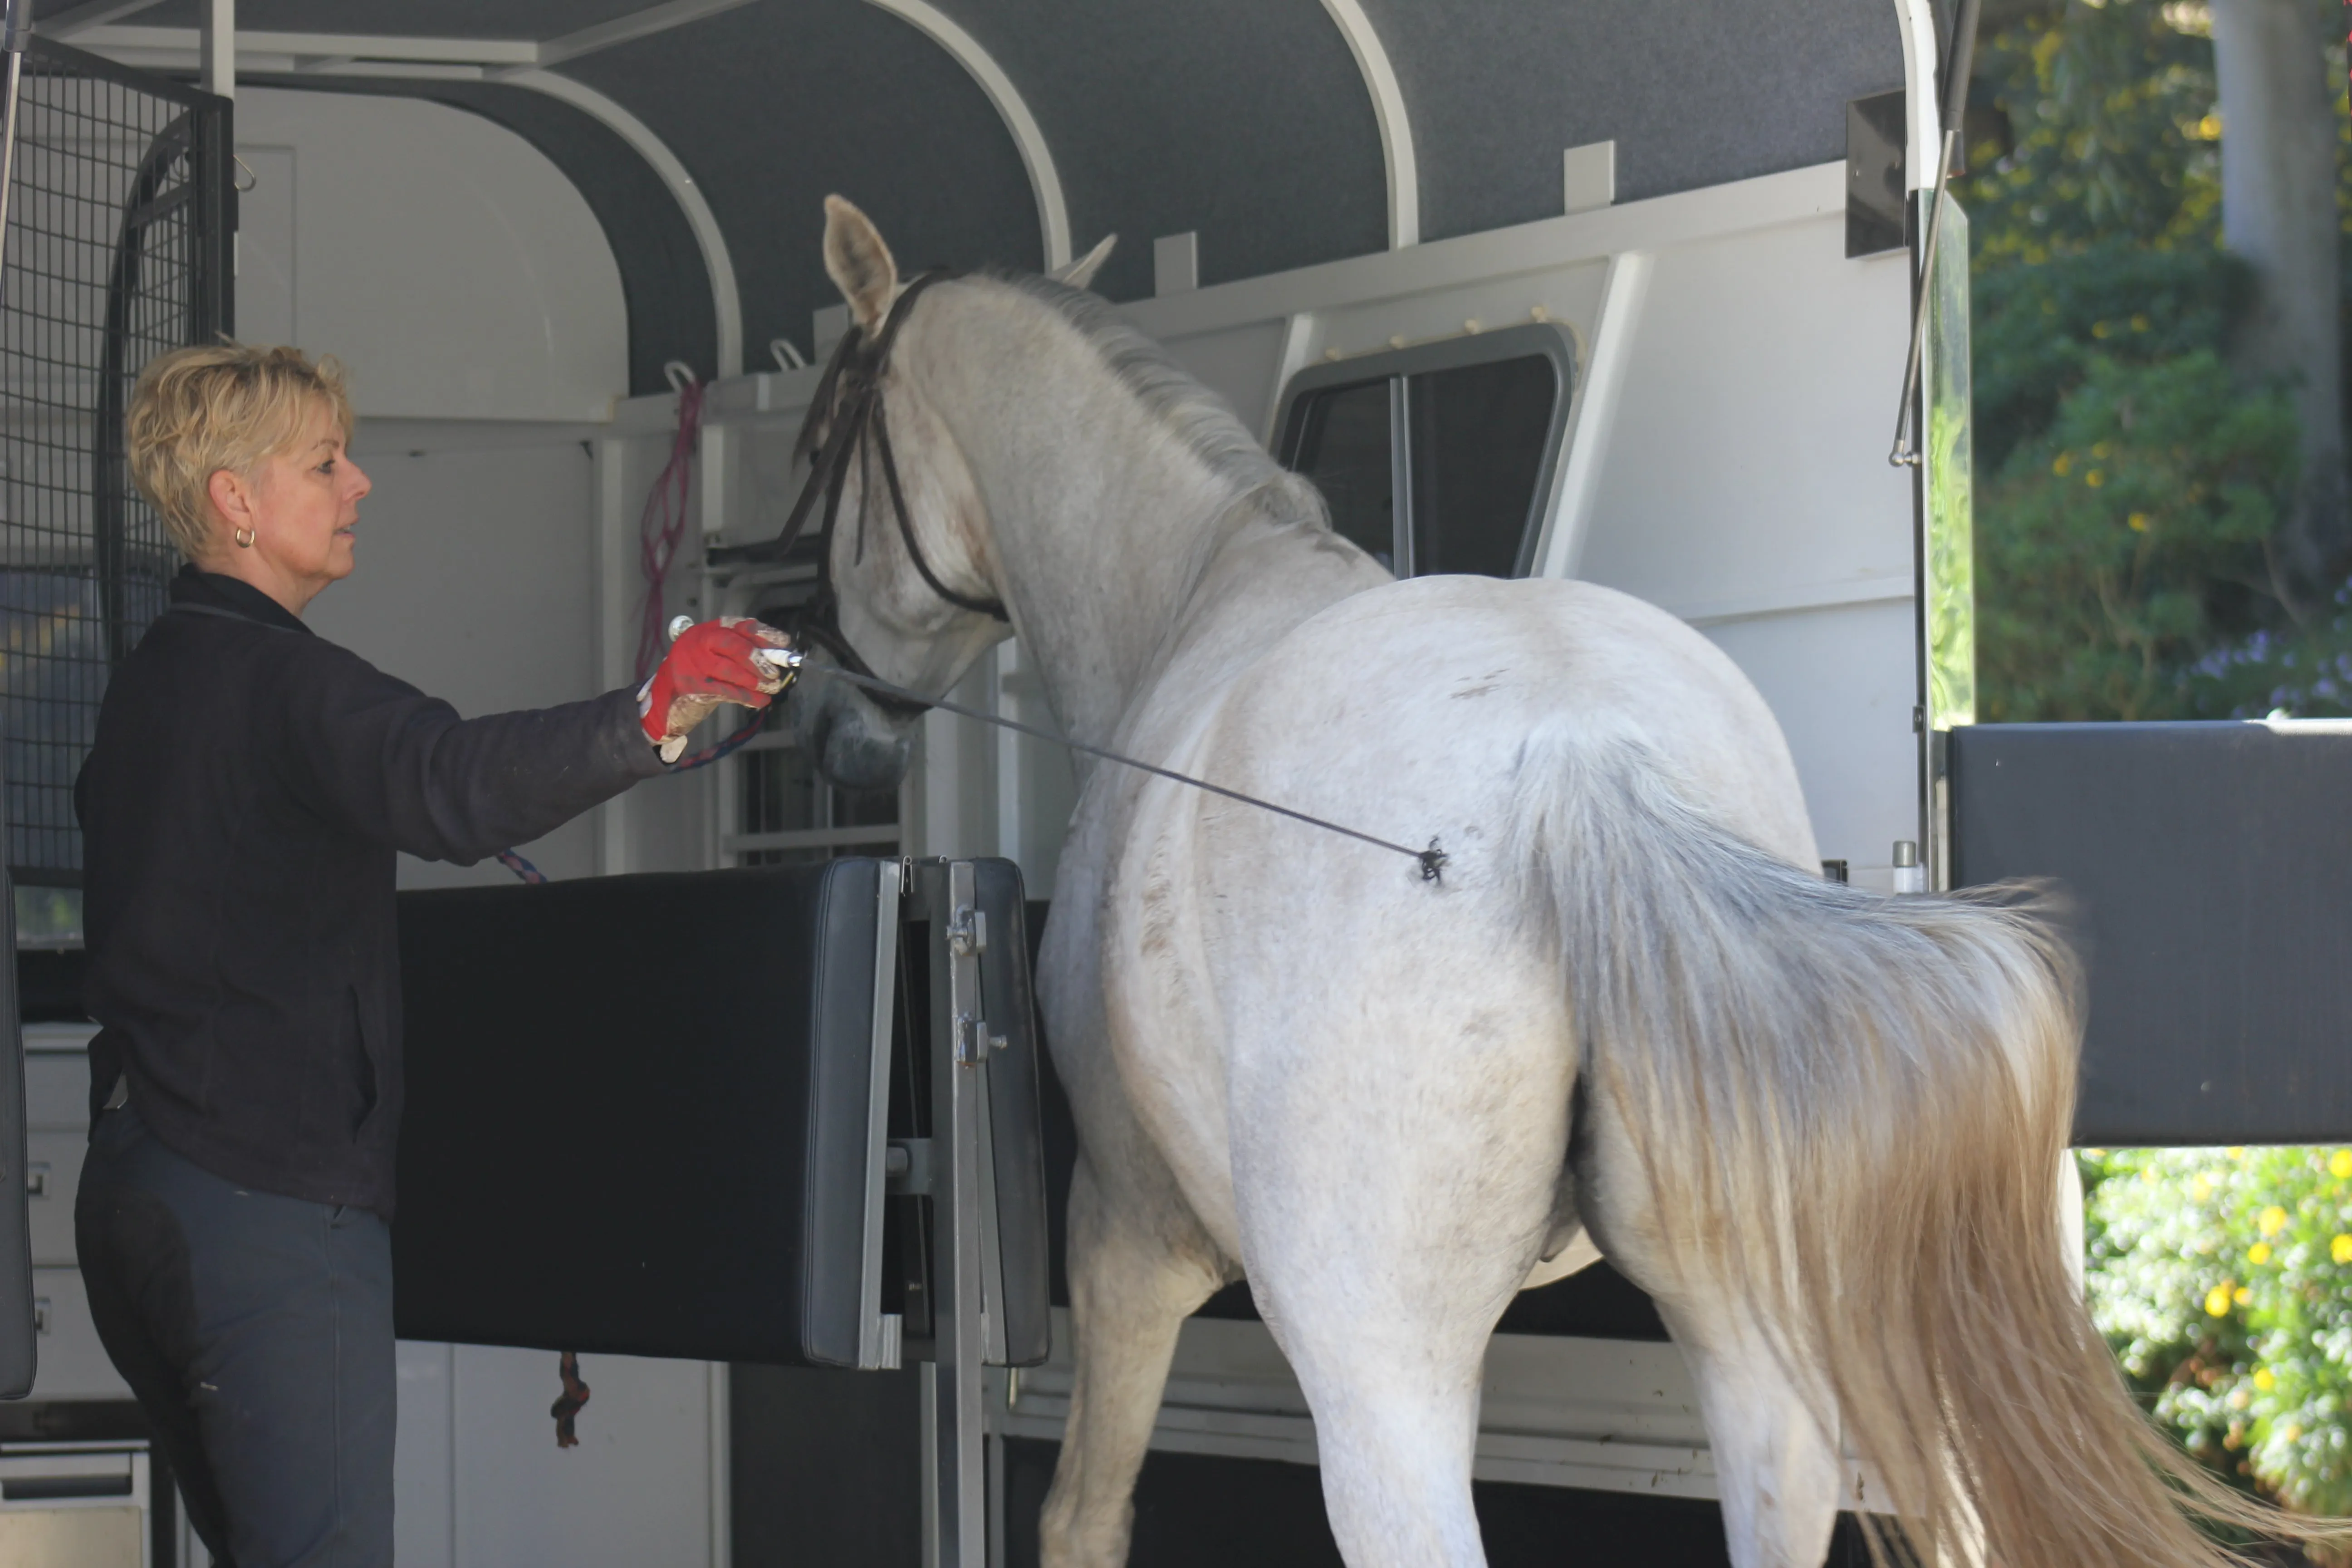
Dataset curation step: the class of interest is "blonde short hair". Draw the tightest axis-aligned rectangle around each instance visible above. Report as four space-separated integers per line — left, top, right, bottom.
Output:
125 342 355 559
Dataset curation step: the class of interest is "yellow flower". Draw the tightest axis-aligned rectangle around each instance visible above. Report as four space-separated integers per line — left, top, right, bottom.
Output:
2260 1205 2289 1237
2284 1424 2304 1443
2053 452 2074 477
2234 1286 2253 1307
2131 314 2151 332
2091 442 2112 459
2328 1150 2351 1180
2128 512 2151 531
2086 470 2106 488
2255 1368 2277 1392
2332 1234 2352 1264
2205 1284 2234 1317
2196 113 2221 141
2191 1176 2212 1202
2250 1242 2271 1265
2092 320 2113 339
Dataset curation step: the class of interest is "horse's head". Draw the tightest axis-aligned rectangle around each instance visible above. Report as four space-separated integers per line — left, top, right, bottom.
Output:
775 196 1114 792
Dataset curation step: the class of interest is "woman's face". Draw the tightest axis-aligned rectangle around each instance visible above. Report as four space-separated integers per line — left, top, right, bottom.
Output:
247 401 370 589
206 399 372 612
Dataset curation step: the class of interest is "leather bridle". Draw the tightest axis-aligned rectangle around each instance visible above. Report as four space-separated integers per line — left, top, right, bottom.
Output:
705 270 1002 714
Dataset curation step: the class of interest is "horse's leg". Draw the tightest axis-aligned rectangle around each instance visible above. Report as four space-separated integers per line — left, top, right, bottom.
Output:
1039 1148 1224 1568
1656 1303 1843 1568
1581 1109 1842 1568
1230 1000 1570 1568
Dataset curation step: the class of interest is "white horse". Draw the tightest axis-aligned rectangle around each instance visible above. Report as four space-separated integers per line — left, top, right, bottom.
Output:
779 196 2307 1568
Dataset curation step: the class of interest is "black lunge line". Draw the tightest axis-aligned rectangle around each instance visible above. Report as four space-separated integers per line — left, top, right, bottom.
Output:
808 663 1449 883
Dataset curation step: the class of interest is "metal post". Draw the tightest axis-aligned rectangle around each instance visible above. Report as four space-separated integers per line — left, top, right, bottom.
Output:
923 859 989 1568
197 0 231 98
0 2 35 293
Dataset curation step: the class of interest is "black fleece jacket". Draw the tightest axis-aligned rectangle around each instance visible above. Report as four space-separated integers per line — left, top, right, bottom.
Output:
75 568 667 1216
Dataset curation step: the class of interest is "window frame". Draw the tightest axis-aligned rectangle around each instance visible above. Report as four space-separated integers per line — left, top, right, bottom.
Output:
1271 322 1582 580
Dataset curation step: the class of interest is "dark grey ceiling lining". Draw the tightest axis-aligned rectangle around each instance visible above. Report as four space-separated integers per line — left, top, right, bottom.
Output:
1361 0 1907 243
130 2 1919 397
242 74 720 397
923 0 1388 305
559 0 1042 374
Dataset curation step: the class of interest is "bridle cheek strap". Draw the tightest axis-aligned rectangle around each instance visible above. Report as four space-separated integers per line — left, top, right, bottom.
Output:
704 270 1006 695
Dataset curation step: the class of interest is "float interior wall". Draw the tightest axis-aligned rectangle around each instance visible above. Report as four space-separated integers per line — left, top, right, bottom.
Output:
216 88 729 1567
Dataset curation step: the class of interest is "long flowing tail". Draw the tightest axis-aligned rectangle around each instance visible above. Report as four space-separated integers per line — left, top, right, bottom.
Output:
1511 720 2330 1568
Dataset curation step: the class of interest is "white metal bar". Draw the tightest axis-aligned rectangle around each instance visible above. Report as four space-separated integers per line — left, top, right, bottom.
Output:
36 0 167 40
1530 249 1649 583
1890 0 1943 191
1315 0 1419 249
79 23 539 64
537 0 758 68
500 68 745 379
196 0 230 99
863 0 1070 270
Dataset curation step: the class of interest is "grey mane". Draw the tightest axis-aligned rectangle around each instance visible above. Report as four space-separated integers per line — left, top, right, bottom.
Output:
995 272 1293 502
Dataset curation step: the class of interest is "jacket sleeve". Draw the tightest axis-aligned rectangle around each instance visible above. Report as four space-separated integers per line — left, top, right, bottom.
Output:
270 643 671 864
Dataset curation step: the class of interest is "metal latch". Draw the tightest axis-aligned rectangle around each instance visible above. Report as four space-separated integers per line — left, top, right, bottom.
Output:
946 906 987 958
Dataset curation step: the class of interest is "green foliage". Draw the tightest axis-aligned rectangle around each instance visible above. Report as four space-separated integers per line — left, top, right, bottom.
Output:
1960 1 2222 266
1977 343 2299 720
1959 0 2312 721
2086 1147 2352 1516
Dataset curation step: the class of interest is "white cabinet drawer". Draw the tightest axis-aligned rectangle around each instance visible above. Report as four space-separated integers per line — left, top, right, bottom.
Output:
29 1270 130 1403
25 1133 85 1268
23 1040 94 1134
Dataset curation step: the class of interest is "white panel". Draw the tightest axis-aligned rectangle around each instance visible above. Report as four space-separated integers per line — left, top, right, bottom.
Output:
29 1269 131 1401
235 145 297 346
229 88 626 421
1574 219 1912 612
1154 320 1289 447
1700 600 1917 887
301 421 603 888
451 1346 715 1568
394 1341 457 1568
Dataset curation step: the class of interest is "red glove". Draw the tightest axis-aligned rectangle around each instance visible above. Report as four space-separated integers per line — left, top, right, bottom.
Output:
638 617 792 762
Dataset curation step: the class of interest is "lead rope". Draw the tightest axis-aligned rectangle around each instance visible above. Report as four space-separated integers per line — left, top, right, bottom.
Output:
807 663 1449 883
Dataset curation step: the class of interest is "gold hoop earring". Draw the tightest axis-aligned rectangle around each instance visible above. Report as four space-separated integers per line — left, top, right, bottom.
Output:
234 526 255 549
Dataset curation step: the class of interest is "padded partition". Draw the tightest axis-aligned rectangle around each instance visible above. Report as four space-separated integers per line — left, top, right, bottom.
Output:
1950 721 2352 1146
393 861 891 1366
971 861 1051 1368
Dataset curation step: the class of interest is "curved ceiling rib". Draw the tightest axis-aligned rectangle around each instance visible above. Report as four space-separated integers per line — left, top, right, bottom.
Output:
1315 0 1419 250
862 0 1071 270
1889 0 1941 192
505 67 746 378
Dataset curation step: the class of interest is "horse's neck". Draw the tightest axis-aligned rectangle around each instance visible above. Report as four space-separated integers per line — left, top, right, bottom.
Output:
924 307 1356 749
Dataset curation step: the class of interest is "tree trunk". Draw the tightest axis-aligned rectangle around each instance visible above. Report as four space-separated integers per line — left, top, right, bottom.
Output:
2209 0 2347 597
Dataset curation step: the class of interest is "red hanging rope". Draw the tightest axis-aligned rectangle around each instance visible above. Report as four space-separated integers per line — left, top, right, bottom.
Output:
635 375 706 686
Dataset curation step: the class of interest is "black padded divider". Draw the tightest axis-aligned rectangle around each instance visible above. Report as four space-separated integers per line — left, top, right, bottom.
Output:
0 833 35 1399
393 861 887 1365
973 861 1051 1367
1951 721 2352 1146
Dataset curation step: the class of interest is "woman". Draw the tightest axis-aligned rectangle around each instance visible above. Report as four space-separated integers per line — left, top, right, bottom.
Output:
72 342 780 1567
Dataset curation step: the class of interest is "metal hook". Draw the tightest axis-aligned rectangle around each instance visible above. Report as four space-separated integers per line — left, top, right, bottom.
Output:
231 154 258 193
769 337 808 372
663 360 697 395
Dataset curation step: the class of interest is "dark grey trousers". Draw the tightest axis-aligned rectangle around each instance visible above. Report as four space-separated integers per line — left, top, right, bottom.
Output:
75 1102 396 1568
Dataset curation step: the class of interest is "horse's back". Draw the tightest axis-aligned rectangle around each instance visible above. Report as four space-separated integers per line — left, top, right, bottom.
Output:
1199 573 1817 873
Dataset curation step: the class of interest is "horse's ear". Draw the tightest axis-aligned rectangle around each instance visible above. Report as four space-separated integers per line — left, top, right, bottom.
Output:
1050 235 1117 291
823 195 900 331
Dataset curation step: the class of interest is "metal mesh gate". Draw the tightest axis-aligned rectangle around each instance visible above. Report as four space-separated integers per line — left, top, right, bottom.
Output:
0 39 231 917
